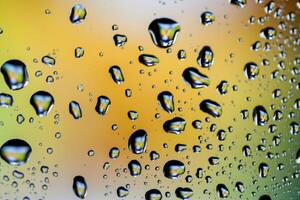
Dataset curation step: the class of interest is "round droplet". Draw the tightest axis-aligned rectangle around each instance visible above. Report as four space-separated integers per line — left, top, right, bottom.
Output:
244 62 259 80
95 96 110 116
253 106 269 126
177 50 186 60
0 139 32 166
128 129 147 154
30 91 54 117
73 176 87 199
1 59 29 90
157 91 174 113
69 101 82 119
128 160 142 177
148 18 180 48
70 4 86 24
163 160 185 179
163 117 186 134
145 189 162 200
139 54 159 67
197 46 214 68
117 186 129 197
200 99 222 118
201 11 215 26
109 66 124 84
182 67 210 88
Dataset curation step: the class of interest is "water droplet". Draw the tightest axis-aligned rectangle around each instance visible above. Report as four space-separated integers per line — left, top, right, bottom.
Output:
113 34 127 47
128 110 138 121
163 117 186 134
197 46 214 68
75 47 84 58
230 0 247 8
296 149 300 164
30 91 54 117
128 160 142 177
73 176 87 199
109 66 124 84
139 54 159 67
200 99 222 118
259 195 272 200
163 160 185 179
177 50 186 60
182 67 210 88
69 101 82 119
95 96 111 116
216 81 229 95
109 147 120 159
260 27 276 40
128 129 147 154
70 4 86 24
148 18 180 48
216 184 229 198
244 62 259 80
157 91 174 113
42 56 55 66
235 182 245 193
253 106 269 126
145 189 162 200
1 59 29 90
175 187 193 199
0 93 13 107
201 11 215 26
0 139 31 166
259 163 269 178
117 186 129 197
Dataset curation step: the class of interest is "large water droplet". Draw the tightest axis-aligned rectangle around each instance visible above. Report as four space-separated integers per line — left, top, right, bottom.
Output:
216 184 229 198
0 93 13 107
182 67 210 88
139 54 159 67
259 195 272 200
128 160 142 177
70 4 86 24
73 176 87 199
260 27 276 40
259 163 269 178
197 46 214 68
69 101 82 119
145 189 162 200
148 18 180 48
1 59 29 90
157 91 174 113
109 66 124 84
30 91 54 117
163 117 186 134
163 160 185 179
95 96 111 116
0 139 31 166
200 99 222 118
128 129 147 154
253 106 269 126
244 62 259 80
175 187 193 199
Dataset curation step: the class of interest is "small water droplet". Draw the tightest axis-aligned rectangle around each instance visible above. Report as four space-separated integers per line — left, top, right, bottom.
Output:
109 66 124 84
95 96 111 116
69 101 82 119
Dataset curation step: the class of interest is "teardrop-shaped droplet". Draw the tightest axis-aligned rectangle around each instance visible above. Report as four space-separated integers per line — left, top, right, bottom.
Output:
128 160 142 177
0 93 13 107
157 91 174 113
197 46 214 68
163 160 185 179
69 101 82 119
244 62 259 80
70 4 86 24
163 117 186 134
230 0 247 8
200 99 222 118
216 184 229 198
73 176 87 199
259 195 272 200
75 47 84 58
182 67 210 88
117 186 129 197
128 129 147 154
201 11 215 26
109 66 124 84
1 59 29 90
139 54 159 67
260 27 276 40
95 96 111 116
175 187 193 199
0 139 31 166
216 81 229 95
42 56 55 67
259 163 269 178
148 18 180 48
30 91 54 117
253 105 269 126
145 189 162 200
113 34 127 47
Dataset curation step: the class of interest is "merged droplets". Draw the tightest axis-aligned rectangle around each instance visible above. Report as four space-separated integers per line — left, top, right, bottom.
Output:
128 160 142 177
0 139 32 166
95 96 111 116
148 18 180 48
244 62 259 80
157 91 174 113
139 54 159 67
182 67 210 88
163 160 185 179
70 4 87 24
197 46 214 68
253 105 269 126
113 34 127 47
201 11 215 26
145 189 162 200
260 27 276 40
69 101 82 119
30 91 54 117
1 59 29 90
73 176 87 199
109 66 124 84
216 184 230 198
128 129 147 154
0 93 13 107
200 99 222 118
163 117 186 134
